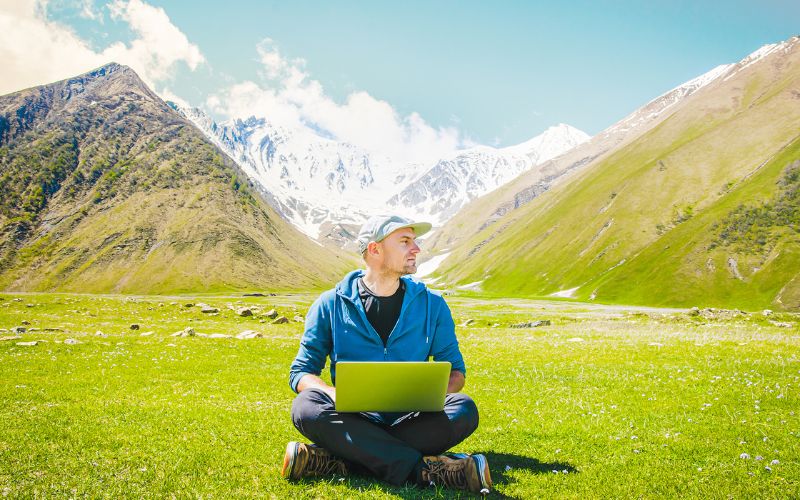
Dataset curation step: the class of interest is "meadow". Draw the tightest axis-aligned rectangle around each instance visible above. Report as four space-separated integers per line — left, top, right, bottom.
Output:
0 292 797 498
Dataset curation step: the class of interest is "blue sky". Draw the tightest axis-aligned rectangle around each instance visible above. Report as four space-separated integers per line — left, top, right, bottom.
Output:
3 0 799 152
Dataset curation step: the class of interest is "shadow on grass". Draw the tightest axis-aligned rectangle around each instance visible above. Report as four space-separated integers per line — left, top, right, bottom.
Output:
293 453 577 498
484 452 578 499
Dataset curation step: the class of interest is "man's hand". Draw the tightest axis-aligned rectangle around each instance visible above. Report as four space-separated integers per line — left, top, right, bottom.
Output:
447 370 465 393
297 374 336 401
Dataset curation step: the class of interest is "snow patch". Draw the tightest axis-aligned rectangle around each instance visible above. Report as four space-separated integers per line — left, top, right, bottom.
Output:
416 252 452 278
550 286 579 298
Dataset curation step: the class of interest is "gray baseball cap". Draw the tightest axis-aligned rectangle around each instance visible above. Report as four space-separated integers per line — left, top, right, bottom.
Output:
357 215 432 254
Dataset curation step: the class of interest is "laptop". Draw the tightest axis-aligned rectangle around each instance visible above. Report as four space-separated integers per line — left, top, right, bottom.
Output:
335 361 451 412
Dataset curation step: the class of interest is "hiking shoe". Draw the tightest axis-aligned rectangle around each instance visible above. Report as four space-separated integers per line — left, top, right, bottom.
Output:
281 441 348 480
421 453 492 494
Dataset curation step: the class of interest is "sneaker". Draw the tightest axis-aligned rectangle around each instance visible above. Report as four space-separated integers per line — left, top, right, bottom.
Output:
281 441 348 480
421 453 492 494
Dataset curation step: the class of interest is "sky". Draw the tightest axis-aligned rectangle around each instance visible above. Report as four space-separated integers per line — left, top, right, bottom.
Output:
1 0 798 163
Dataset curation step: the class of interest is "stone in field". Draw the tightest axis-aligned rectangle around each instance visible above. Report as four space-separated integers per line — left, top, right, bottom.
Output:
770 321 792 328
243 293 265 297
264 308 278 319
511 320 551 328
16 341 38 346
236 330 263 339
762 309 773 316
171 327 195 337
272 316 289 324
237 308 253 317
567 337 585 342
95 331 106 337
208 333 233 339
130 324 140 330
293 315 304 322
460 319 475 327
140 331 154 337
198 303 218 314
1 336 22 341
11 326 26 334
64 338 80 345
21 320 30 325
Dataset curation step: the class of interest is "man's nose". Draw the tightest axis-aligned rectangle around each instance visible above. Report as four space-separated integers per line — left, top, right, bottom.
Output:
410 241 421 254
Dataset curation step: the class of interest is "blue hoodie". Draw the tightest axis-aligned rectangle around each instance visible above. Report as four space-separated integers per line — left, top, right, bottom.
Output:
289 270 466 393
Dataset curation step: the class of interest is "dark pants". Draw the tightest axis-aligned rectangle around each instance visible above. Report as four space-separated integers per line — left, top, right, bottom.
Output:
291 388 480 485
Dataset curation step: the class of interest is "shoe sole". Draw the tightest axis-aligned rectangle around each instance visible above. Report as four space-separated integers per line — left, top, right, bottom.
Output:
281 441 299 479
471 454 492 493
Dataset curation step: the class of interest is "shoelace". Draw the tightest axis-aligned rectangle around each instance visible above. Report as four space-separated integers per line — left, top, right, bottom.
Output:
424 459 469 490
306 449 347 476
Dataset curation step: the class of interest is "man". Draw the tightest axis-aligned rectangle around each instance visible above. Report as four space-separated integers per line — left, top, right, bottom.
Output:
282 215 492 494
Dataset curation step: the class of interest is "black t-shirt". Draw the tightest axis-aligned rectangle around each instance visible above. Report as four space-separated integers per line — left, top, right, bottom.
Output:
357 278 405 346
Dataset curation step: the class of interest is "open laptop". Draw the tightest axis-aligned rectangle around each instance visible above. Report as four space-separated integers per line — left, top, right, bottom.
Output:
335 361 451 412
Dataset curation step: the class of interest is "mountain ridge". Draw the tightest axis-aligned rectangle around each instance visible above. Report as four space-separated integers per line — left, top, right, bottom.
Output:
0 62 354 293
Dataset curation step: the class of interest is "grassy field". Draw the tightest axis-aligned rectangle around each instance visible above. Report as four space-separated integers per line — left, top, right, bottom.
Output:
0 292 798 498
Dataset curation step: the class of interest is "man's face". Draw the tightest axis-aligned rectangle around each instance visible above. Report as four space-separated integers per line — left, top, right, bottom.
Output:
377 227 421 275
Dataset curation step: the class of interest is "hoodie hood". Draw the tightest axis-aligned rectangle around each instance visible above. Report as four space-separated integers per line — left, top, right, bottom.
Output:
335 269 428 304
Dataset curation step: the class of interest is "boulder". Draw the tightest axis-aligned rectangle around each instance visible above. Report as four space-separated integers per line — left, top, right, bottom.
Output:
64 338 80 345
460 319 475 327
0 336 22 341
16 341 38 346
171 327 196 337
272 316 289 324
21 320 30 325
264 309 279 319
198 303 218 314
139 331 154 337
130 324 140 330
293 315 305 323
237 308 253 317
207 333 233 339
95 331 106 337
11 326 26 334
236 330 263 339
510 320 551 328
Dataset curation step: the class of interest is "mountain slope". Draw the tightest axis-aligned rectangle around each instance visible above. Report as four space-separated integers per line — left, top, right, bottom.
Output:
425 63 735 255
434 36 800 310
0 63 354 293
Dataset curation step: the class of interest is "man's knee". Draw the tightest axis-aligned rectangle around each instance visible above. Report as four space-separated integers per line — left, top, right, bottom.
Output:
291 388 334 431
446 393 479 441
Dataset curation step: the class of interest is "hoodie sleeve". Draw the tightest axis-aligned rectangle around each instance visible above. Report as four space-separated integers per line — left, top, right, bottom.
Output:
288 293 333 393
429 294 466 375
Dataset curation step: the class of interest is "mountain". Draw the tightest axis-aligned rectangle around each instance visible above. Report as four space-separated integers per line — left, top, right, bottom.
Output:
177 106 588 244
429 37 800 311
386 124 589 222
424 62 735 257
0 63 354 293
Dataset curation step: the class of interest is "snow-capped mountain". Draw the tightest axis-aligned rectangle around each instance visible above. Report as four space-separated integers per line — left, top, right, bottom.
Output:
176 105 589 241
387 124 589 221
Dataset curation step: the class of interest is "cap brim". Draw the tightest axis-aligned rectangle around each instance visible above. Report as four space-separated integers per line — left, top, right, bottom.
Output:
382 221 432 240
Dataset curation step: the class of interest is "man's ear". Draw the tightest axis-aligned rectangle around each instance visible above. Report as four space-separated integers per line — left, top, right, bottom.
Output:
367 241 381 257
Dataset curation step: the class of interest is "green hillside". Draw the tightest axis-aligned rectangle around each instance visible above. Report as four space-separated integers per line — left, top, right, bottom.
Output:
0 63 355 293
435 37 800 310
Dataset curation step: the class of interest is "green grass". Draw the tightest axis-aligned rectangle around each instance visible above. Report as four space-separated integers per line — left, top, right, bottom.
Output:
1 293 798 498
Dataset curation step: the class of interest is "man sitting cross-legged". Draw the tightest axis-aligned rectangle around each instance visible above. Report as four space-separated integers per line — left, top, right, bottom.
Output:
282 215 492 494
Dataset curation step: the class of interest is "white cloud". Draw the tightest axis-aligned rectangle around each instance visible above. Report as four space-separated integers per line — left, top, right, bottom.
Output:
0 0 204 95
208 39 462 165
105 0 205 83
